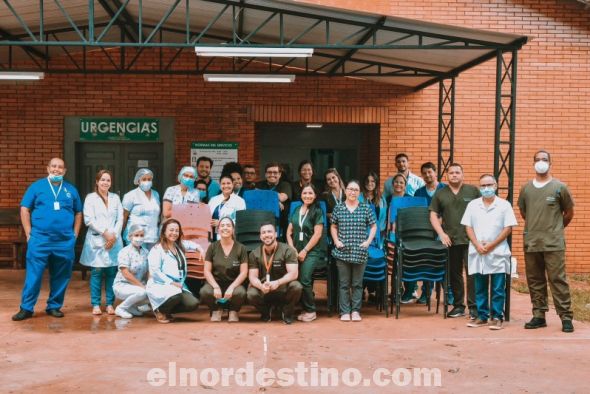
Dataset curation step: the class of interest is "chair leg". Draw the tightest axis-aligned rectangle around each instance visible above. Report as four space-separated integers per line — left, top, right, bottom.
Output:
426 281 431 312
435 281 441 314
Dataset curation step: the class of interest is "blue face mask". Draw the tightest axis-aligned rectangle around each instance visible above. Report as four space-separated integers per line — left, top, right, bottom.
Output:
181 177 194 190
49 174 63 183
139 181 152 192
480 187 496 198
198 190 207 200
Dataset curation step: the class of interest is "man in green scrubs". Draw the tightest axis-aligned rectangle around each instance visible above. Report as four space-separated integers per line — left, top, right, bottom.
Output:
518 150 575 333
247 223 302 324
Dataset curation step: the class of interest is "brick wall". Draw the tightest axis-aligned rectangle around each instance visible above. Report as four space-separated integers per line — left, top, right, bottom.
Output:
1 0 589 273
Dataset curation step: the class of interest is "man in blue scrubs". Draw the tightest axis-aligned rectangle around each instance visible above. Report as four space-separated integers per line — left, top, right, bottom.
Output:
12 158 83 321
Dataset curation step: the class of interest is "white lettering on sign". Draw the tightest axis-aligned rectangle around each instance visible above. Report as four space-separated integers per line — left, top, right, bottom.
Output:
80 121 158 135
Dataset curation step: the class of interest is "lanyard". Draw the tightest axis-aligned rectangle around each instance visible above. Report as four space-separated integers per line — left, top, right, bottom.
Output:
298 207 309 229
47 178 63 201
262 244 277 283
170 246 185 277
332 189 342 206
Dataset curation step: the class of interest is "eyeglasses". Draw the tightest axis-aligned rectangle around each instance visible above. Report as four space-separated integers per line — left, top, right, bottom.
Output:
266 171 280 175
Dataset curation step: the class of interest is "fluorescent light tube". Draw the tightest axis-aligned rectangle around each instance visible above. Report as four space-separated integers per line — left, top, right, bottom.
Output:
203 74 295 83
0 72 44 80
306 123 323 128
195 47 313 58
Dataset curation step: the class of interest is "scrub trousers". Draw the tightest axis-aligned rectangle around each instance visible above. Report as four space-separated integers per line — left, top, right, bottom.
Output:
200 283 246 312
90 266 117 306
157 291 199 315
298 252 326 313
20 236 75 312
336 259 367 315
113 283 149 311
247 281 303 317
449 245 476 314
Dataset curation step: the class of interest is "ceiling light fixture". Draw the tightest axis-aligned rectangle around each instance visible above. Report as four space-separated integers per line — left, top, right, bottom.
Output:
0 72 45 80
306 123 323 128
203 74 295 83
195 47 313 58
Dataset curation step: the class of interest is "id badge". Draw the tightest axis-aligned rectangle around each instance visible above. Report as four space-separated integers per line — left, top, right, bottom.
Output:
54 201 60 210
266 274 270 283
299 232 304 241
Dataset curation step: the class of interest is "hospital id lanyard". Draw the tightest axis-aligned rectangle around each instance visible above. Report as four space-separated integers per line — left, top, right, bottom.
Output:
47 178 63 210
298 207 309 242
262 245 277 283
332 189 342 206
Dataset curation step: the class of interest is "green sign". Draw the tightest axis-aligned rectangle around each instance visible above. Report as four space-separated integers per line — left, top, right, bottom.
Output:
191 142 239 149
80 118 159 141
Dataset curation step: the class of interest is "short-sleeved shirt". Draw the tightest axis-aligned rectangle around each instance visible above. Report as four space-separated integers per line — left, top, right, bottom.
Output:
330 202 377 264
429 184 480 245
517 179 574 252
461 197 518 274
248 242 298 281
414 183 447 206
256 180 292 201
291 181 319 202
114 244 149 286
122 187 161 244
205 241 248 284
289 204 324 254
163 184 200 205
21 178 83 242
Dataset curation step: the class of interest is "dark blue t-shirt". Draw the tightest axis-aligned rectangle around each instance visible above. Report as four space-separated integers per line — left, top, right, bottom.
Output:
21 178 83 241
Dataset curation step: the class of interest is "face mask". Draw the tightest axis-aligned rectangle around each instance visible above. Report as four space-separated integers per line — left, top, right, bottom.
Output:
198 190 207 200
139 181 152 192
180 177 194 190
131 236 144 247
479 187 496 198
49 174 63 183
534 160 549 174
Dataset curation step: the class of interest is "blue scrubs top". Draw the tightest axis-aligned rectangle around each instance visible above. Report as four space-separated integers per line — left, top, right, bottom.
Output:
21 178 83 242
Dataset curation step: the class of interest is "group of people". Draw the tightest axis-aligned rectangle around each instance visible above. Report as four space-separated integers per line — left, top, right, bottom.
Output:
11 150 576 332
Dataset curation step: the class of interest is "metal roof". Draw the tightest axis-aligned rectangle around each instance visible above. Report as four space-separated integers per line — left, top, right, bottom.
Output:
0 0 528 90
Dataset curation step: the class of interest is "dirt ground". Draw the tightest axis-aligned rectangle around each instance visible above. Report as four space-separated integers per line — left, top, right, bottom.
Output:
0 270 588 393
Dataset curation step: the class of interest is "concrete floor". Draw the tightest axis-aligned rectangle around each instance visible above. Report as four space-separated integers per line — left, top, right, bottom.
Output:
0 269 587 393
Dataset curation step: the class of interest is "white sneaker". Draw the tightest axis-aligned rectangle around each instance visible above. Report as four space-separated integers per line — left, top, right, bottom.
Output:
351 312 362 322
340 313 351 322
211 310 222 322
115 306 133 319
127 306 144 317
137 304 152 313
228 311 239 322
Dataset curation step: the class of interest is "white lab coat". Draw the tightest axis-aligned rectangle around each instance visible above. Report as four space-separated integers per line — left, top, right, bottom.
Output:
122 187 161 244
208 193 246 239
145 240 202 309
461 197 518 275
80 192 124 268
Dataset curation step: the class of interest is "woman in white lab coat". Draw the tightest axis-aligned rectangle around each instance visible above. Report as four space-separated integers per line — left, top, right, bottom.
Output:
80 169 124 315
146 218 204 323
122 168 160 249
208 175 246 238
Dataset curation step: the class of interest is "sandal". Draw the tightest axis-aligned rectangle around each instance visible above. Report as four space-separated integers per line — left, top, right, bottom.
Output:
106 305 115 315
154 310 170 324
92 306 102 315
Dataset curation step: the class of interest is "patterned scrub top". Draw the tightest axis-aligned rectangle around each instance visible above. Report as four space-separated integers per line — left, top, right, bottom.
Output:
330 202 376 264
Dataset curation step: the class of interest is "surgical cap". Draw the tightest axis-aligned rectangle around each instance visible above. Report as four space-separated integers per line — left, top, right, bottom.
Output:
177 166 197 183
133 168 153 185
126 224 145 242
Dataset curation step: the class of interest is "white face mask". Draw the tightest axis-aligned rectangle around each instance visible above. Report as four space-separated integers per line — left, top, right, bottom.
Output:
131 236 144 247
534 160 550 174
139 181 152 192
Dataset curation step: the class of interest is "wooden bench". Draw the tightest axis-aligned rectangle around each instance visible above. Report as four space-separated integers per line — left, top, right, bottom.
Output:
0 208 26 269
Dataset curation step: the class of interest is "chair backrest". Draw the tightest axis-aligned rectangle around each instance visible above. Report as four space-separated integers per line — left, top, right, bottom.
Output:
243 190 280 219
171 203 212 254
396 206 437 241
389 196 428 225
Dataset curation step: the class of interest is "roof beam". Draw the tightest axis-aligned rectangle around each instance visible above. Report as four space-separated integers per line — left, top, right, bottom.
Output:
0 27 47 60
97 0 138 43
328 16 385 75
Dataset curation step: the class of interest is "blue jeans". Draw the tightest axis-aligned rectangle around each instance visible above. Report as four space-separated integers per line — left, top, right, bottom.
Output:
473 273 506 321
90 266 117 306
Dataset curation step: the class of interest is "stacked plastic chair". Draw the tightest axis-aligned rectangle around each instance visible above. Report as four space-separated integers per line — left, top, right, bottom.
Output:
243 190 281 220
386 196 428 309
394 206 449 319
235 209 276 251
363 238 389 317
171 204 212 280
288 200 335 315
